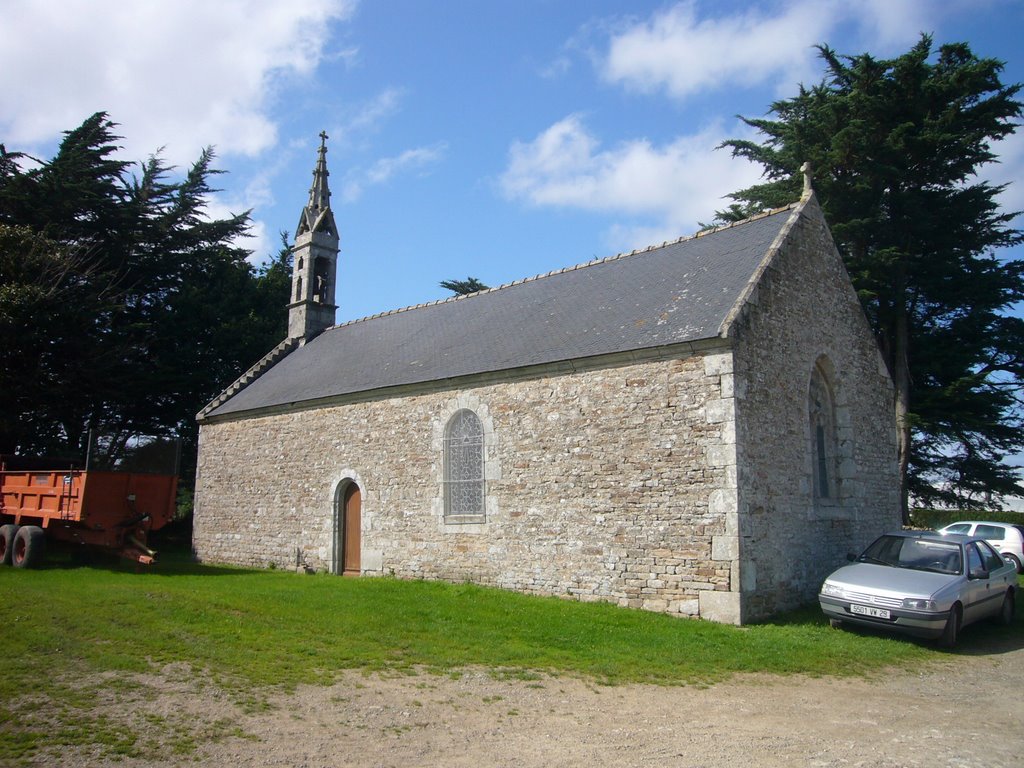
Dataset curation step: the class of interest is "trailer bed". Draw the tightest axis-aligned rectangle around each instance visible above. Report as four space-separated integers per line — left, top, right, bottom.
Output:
0 469 178 564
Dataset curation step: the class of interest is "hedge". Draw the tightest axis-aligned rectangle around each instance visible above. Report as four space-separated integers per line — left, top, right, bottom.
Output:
908 508 1024 530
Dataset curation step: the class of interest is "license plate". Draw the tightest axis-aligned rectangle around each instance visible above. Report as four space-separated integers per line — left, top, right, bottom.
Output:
850 603 890 619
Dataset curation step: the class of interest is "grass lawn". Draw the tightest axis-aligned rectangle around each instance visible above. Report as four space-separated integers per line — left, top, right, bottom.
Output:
1 548 1021 763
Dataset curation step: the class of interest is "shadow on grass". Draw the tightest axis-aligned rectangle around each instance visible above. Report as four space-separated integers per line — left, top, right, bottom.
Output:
762 602 1024 656
35 540 262 577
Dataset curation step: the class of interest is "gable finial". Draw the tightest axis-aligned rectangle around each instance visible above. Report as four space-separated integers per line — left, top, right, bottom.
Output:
800 161 813 199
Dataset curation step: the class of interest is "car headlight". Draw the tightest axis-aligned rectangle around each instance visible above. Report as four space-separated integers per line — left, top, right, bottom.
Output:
902 598 937 611
821 582 844 597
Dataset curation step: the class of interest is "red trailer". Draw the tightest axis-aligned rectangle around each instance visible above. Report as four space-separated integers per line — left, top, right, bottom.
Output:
0 457 179 567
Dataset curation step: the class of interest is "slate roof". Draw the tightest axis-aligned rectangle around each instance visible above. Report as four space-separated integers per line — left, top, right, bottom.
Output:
202 204 798 419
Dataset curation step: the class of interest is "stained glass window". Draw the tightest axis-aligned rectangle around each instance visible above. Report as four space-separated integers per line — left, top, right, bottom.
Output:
444 409 484 520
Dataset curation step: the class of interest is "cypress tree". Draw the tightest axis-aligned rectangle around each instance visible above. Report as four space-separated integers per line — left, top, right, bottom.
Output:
719 36 1023 515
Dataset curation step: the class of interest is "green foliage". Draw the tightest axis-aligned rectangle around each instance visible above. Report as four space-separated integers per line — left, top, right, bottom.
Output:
440 276 489 295
6 557 1018 761
0 113 290 485
719 36 1024 511
175 486 194 520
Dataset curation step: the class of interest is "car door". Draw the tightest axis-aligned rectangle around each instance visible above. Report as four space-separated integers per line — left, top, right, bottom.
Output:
978 540 1015 586
962 541 1012 624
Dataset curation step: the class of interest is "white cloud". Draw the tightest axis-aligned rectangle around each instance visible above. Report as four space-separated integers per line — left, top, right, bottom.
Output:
500 115 763 250
206 194 274 265
0 0 356 167
602 0 837 100
366 145 447 184
342 143 448 202
539 55 573 80
855 0 936 47
502 1 971 250
986 129 1024 221
343 88 405 137
601 0 940 102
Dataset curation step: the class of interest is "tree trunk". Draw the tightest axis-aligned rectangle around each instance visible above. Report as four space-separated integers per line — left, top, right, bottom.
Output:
893 310 912 525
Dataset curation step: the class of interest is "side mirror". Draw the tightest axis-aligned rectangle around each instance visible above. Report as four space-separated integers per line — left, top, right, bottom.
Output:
968 567 988 581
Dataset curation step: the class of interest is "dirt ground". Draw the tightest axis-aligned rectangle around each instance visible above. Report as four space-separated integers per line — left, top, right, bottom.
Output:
55 635 1023 768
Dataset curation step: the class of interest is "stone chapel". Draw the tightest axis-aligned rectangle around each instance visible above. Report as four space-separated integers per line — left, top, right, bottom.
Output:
192 136 900 624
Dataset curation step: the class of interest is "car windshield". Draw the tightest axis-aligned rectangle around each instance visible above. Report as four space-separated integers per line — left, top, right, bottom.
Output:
942 523 971 534
859 535 962 575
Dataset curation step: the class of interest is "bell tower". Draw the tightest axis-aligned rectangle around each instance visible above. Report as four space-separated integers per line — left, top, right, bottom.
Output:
288 131 339 342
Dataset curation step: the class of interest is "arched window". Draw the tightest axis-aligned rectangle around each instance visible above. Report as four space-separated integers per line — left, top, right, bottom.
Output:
444 409 485 521
313 257 330 304
809 363 839 501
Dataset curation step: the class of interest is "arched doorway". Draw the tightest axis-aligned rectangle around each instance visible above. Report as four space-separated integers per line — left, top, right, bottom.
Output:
333 481 361 576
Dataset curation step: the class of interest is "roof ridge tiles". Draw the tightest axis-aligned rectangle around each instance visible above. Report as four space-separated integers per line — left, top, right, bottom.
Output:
318 201 799 334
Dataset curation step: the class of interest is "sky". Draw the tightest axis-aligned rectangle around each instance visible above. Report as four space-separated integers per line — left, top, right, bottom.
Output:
1 0 1022 324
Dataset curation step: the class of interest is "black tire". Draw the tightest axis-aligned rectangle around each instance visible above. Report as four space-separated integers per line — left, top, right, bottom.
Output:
1004 553 1023 574
939 604 961 648
0 524 19 565
828 618 843 629
996 590 1015 627
12 526 45 569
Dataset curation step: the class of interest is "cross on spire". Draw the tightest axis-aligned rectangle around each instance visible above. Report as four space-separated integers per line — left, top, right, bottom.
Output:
306 131 332 215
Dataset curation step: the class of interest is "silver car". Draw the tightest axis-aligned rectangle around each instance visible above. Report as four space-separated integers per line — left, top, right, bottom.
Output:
819 531 1017 647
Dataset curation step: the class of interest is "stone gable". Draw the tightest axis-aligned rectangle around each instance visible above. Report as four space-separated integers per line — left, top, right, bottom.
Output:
727 197 899 620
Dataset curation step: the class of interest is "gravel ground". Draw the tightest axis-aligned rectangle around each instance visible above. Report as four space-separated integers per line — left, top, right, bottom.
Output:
41 630 1023 768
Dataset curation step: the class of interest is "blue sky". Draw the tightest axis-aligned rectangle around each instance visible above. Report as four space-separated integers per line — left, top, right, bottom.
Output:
2 0 1022 323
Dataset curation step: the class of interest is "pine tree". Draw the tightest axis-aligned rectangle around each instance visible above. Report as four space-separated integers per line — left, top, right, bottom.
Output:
719 36 1024 515
440 276 489 295
0 113 289 480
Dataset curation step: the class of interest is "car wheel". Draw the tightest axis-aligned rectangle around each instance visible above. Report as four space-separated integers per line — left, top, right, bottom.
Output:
828 618 843 629
1003 553 1023 574
996 590 1015 627
939 604 961 648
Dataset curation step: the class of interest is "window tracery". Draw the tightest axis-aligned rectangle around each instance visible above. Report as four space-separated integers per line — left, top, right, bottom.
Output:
809 363 839 501
443 409 485 521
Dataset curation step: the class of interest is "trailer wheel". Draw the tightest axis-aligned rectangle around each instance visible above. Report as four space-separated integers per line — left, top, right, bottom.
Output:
0 524 19 565
12 526 45 568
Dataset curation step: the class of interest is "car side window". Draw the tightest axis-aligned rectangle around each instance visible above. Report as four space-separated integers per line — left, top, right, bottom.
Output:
944 524 971 534
966 543 985 575
977 541 1005 571
975 524 1004 540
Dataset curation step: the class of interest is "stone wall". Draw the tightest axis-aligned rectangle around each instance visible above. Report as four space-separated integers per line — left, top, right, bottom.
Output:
194 349 740 619
728 198 900 621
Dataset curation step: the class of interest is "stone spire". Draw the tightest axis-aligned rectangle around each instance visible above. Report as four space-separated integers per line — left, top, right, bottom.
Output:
296 130 338 238
288 132 340 342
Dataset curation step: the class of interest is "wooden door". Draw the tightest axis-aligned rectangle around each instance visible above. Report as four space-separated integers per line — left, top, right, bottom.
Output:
342 483 361 576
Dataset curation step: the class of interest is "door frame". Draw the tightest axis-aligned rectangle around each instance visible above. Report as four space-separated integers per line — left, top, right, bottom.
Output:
332 479 361 576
